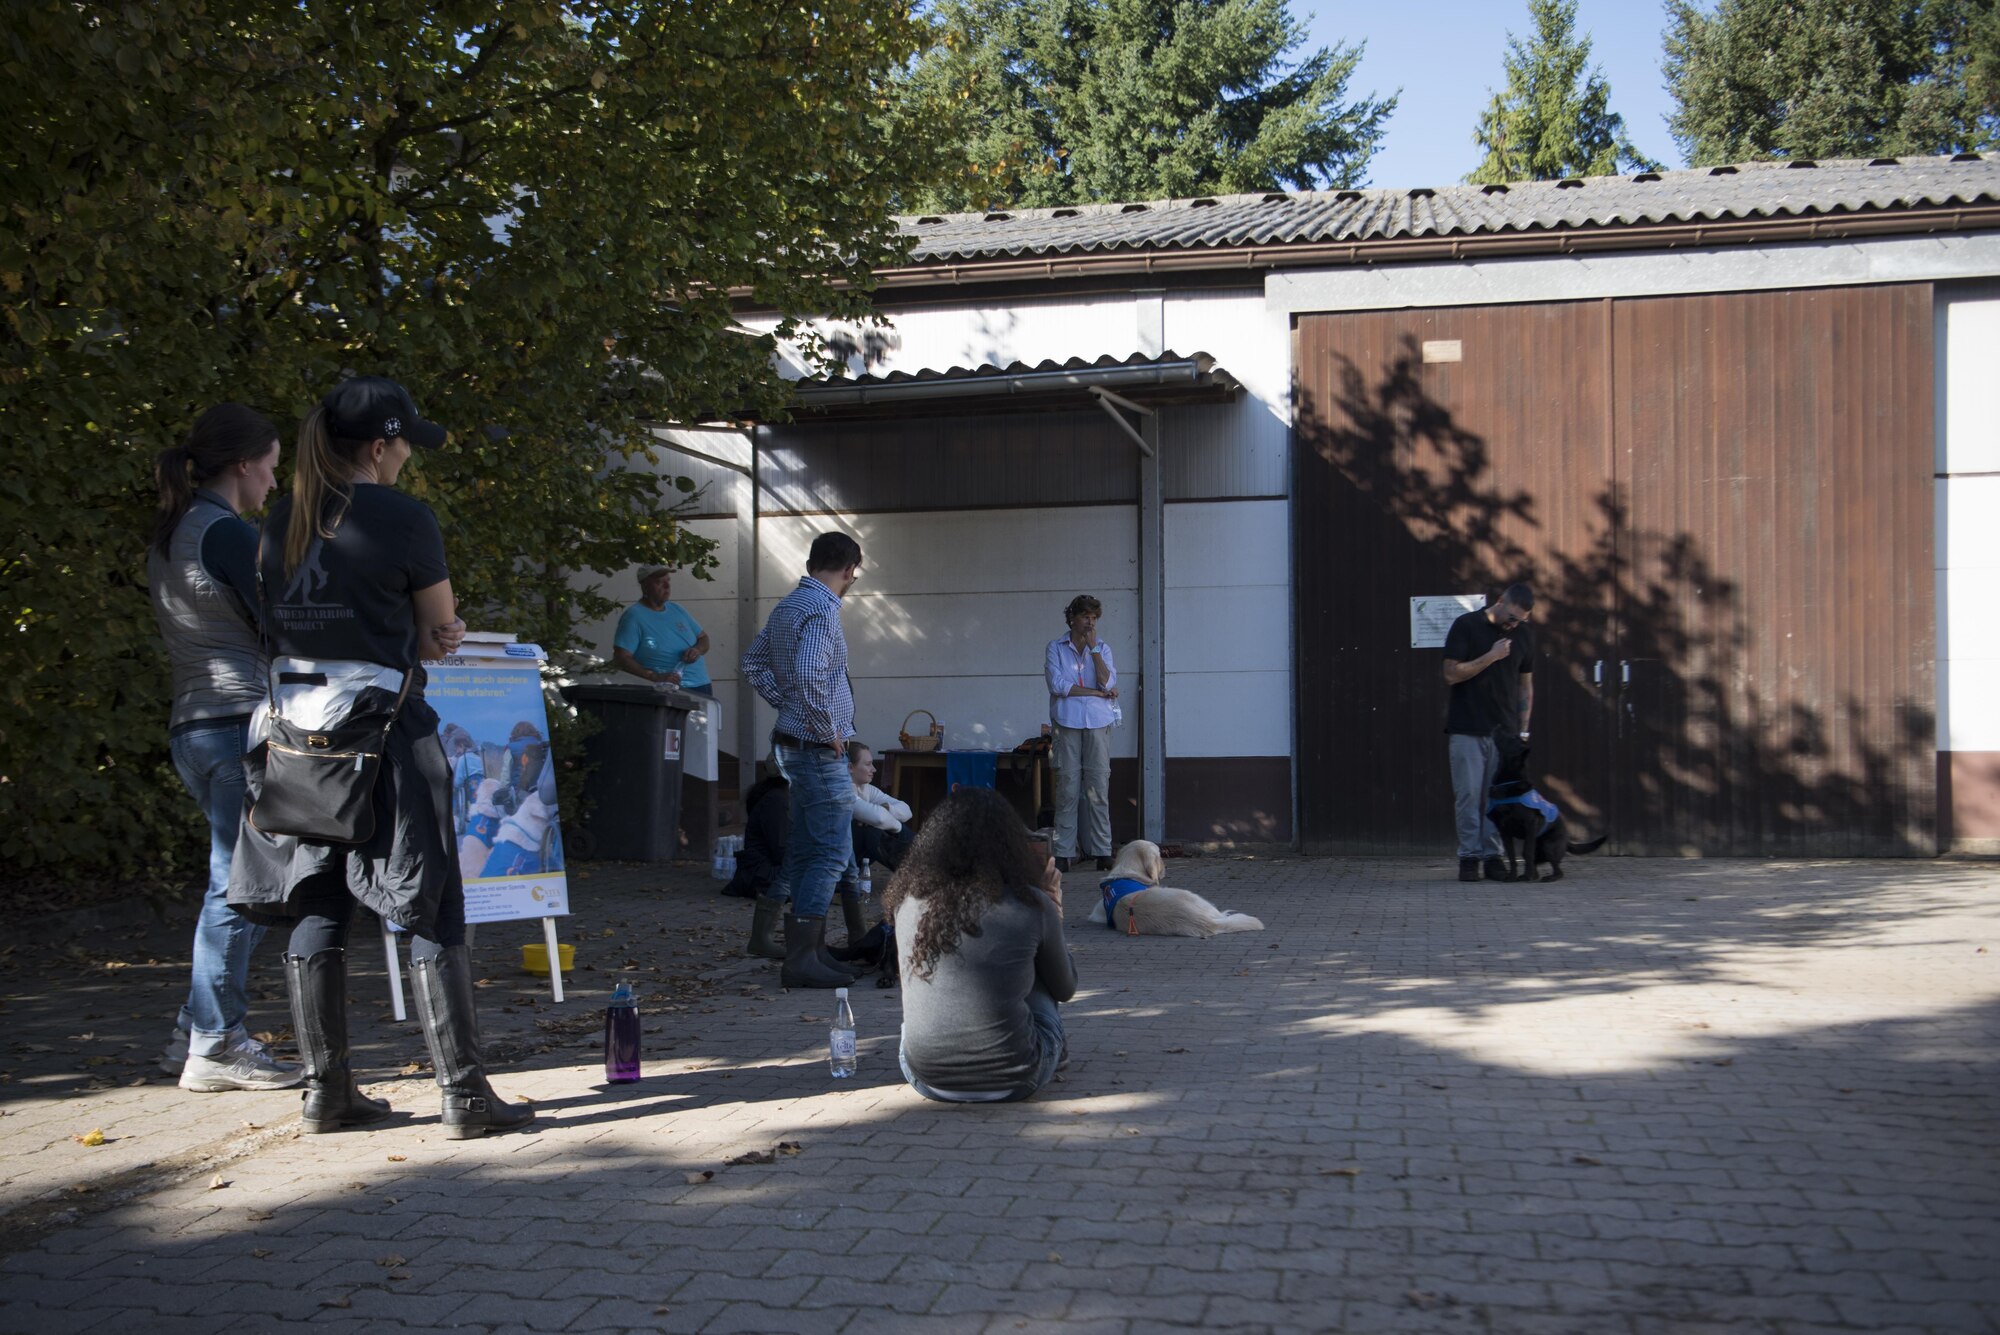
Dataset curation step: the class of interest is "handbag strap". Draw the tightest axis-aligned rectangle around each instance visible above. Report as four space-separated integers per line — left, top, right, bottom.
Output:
253 516 416 731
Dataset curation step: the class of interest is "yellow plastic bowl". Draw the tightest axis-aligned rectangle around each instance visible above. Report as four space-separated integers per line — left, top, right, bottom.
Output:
521 942 574 976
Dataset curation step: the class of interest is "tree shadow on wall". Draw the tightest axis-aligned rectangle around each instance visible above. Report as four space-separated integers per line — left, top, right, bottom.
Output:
1296 334 1934 858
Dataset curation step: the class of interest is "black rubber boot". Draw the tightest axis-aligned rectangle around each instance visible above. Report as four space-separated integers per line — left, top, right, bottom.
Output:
1457 858 1480 882
1483 857 1510 882
747 896 786 960
286 950 391 1134
411 945 535 1140
837 887 870 946
781 915 862 988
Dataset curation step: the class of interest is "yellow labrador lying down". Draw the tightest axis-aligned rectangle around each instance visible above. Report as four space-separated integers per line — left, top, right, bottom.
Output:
1085 840 1265 937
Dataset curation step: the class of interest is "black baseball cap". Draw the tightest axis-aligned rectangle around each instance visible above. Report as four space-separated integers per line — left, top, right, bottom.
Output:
321 375 447 449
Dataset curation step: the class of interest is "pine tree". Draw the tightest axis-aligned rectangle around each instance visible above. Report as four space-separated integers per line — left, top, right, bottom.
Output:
897 0 1396 211
1664 0 1999 165
1467 0 1662 183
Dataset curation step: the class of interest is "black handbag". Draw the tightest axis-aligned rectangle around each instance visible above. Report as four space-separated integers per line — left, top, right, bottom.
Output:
250 672 413 843
246 524 414 844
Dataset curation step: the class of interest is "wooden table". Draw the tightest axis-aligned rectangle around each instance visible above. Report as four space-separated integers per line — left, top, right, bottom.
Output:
881 748 1050 831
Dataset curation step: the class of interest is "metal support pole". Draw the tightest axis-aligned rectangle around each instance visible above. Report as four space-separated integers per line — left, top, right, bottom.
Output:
737 429 763 782
1139 412 1165 844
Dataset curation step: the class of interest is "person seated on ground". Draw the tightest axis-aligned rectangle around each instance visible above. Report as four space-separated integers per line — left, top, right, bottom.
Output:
847 742 912 873
885 787 1076 1104
728 774 790 904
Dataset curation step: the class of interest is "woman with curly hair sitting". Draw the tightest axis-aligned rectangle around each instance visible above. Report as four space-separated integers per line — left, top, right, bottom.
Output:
884 787 1077 1103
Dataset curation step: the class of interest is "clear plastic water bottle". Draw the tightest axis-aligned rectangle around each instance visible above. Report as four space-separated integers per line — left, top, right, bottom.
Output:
828 987 857 1078
604 981 641 1084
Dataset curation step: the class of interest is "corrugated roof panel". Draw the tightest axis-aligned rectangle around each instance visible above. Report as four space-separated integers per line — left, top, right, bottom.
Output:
897 156 2000 262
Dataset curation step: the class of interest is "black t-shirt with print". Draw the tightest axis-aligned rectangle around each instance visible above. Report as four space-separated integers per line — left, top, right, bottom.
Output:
1442 607 1534 736
260 484 449 673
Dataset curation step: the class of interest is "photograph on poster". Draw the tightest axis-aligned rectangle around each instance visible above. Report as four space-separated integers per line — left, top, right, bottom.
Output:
428 651 570 924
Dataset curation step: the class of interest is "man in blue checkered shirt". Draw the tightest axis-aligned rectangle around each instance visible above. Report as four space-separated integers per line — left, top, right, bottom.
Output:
739 531 867 987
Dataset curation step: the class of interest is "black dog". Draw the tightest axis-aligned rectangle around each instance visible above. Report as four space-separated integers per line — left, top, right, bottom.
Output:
1486 736 1606 882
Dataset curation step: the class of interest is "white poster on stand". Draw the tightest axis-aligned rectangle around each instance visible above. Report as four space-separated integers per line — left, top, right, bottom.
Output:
428 640 570 925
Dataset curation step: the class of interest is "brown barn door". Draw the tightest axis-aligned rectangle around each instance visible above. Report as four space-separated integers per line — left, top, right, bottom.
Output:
1609 285 1937 855
1295 303 1618 852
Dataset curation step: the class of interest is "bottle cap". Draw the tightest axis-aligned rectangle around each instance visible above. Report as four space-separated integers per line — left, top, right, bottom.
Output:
834 987 848 998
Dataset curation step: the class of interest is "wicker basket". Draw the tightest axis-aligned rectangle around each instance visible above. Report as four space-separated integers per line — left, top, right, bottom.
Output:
899 709 942 752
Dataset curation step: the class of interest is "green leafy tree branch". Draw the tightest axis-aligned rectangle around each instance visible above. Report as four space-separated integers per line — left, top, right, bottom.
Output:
1 0 939 880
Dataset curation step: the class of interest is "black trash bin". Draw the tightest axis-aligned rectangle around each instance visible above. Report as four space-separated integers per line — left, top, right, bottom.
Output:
562 682 706 862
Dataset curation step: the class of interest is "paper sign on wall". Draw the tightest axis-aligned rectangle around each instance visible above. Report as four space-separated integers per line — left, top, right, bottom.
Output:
428 641 570 925
1410 595 1488 649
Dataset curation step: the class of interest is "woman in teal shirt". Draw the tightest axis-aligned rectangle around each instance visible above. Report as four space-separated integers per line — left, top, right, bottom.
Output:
612 566 711 694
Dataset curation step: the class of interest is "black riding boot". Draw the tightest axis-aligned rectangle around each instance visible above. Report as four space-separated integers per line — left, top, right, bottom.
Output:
781 915 861 988
837 886 870 946
286 950 391 1134
747 896 786 960
411 945 535 1140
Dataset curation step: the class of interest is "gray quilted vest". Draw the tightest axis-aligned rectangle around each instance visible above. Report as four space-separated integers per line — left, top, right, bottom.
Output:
147 493 267 728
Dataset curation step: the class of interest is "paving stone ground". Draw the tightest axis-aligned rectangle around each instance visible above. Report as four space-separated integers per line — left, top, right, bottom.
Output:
1 854 1997 1334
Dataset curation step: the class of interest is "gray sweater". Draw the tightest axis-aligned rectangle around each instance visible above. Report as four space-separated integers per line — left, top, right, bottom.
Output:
896 887 1078 1094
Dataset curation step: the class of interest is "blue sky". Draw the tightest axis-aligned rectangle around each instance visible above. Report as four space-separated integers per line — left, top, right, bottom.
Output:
1302 0 1682 189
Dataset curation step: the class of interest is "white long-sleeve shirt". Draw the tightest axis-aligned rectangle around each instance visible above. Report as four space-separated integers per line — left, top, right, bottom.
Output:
851 782 912 832
1045 635 1118 730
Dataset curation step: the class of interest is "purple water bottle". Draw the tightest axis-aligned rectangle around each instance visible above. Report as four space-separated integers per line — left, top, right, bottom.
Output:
604 982 641 1083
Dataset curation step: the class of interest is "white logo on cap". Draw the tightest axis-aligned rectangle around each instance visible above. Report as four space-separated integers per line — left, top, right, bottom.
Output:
384 416 402 437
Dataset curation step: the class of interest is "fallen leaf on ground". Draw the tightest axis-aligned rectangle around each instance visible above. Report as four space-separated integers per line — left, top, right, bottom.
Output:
318 1297 351 1309
1164 1047 1189 1054
1046 1251 1063 1263
1711 1058 1734 1067
247 1211 273 1222
207 1175 230 1190
1321 1166 1362 1177
389 1271 411 1281
345 1181 368 1191
71 1129 106 1147
398 1062 424 1075
251 1248 272 1259
683 1170 714 1185
67 1032 95 1042
727 1150 775 1166
377 1255 407 1268
776 1141 802 1156
386 1154 407 1163
1571 1155 1604 1166
1407 1291 1445 1310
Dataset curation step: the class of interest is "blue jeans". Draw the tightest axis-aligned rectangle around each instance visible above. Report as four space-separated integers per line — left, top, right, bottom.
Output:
766 740 853 920
169 718 264 1057
1448 732 1503 860
900 984 1065 1104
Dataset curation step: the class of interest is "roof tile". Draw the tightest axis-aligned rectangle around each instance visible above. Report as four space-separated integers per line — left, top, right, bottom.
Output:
897 155 2000 263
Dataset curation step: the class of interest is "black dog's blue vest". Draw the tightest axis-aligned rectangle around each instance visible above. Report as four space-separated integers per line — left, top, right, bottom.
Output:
1488 788 1560 824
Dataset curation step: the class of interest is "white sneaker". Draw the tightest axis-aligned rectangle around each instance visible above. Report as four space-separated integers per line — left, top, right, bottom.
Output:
158 1026 190 1076
178 1033 303 1092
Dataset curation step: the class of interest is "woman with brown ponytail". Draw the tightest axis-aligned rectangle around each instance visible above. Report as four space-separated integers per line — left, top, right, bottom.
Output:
228 376 532 1139
148 404 304 1094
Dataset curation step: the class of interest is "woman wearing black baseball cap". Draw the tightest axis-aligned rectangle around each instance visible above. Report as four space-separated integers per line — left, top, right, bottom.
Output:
229 375 533 1139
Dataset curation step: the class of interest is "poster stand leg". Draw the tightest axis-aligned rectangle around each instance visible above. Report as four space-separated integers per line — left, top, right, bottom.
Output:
541 917 565 1003
382 918 408 1022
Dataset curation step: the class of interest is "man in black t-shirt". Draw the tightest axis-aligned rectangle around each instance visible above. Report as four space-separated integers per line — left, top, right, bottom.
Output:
1441 584 1536 882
